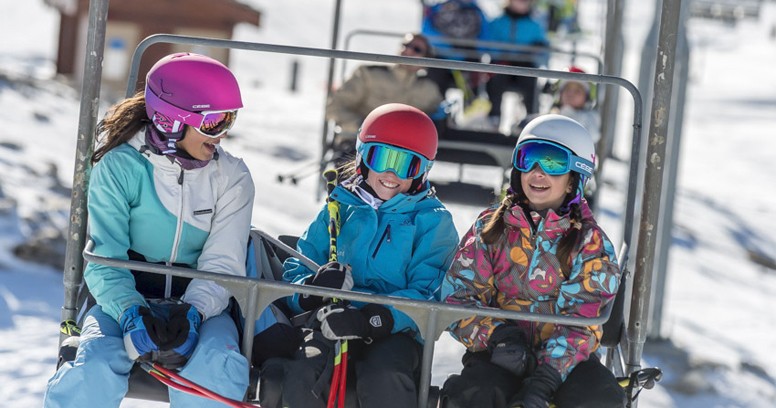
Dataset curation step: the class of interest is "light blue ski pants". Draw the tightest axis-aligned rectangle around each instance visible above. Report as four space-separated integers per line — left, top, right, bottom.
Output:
43 304 249 407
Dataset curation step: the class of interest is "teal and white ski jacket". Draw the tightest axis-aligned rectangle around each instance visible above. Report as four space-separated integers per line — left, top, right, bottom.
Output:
84 133 255 323
283 183 459 339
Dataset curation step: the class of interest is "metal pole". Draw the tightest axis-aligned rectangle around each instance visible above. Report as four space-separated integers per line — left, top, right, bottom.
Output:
627 0 683 378
598 0 625 163
317 0 343 198
649 1 690 340
60 0 109 343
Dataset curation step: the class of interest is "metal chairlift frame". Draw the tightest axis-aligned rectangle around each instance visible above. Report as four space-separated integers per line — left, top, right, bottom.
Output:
60 0 679 406
65 33 645 407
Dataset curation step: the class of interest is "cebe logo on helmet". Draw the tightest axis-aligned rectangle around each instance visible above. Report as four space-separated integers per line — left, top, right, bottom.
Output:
144 53 243 138
356 103 438 180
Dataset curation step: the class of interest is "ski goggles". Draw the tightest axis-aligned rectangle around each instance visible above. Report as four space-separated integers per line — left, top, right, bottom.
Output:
193 109 238 138
357 141 432 179
513 140 594 178
145 87 238 138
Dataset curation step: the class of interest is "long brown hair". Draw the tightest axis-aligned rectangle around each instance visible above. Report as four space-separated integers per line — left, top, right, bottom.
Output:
92 91 148 164
481 169 586 276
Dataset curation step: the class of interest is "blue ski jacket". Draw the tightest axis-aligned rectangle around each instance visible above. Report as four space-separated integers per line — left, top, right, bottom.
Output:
483 12 549 67
84 132 255 323
283 183 459 340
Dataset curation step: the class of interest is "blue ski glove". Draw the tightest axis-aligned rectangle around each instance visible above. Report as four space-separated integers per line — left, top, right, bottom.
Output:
119 303 202 369
488 325 531 377
509 364 562 408
316 303 393 341
299 261 354 311
159 303 202 368
120 305 168 363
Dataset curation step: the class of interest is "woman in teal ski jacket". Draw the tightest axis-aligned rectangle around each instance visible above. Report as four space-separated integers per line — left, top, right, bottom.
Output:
44 53 254 408
266 104 459 408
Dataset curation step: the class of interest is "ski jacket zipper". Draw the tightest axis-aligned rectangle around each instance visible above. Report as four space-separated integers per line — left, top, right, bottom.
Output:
372 224 392 258
165 167 185 299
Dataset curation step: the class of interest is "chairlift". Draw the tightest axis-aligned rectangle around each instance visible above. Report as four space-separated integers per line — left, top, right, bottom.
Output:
57 0 670 406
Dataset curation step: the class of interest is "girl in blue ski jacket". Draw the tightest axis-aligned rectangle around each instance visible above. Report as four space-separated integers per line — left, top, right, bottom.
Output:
271 104 459 408
44 53 255 408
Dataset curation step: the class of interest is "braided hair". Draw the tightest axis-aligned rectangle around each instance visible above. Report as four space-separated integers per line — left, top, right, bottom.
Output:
481 169 587 276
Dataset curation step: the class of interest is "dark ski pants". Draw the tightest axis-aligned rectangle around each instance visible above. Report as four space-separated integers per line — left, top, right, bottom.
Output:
267 333 421 408
440 351 625 408
486 68 539 118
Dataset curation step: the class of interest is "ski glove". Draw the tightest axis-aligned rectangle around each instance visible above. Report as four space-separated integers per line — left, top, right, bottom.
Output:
120 305 168 363
316 303 393 341
508 364 563 408
119 304 202 369
160 303 202 368
299 261 354 311
488 325 531 377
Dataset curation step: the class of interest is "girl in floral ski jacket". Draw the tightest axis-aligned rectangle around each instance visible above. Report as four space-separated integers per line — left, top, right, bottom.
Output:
440 114 626 408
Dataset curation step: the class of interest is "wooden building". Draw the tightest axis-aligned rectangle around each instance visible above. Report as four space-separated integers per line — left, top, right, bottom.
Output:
45 0 261 95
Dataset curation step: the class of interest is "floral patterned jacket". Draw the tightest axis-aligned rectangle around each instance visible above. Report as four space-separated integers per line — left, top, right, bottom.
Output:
441 200 620 380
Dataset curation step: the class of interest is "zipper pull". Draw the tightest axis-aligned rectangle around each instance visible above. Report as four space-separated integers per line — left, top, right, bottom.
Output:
386 224 391 242
178 168 184 185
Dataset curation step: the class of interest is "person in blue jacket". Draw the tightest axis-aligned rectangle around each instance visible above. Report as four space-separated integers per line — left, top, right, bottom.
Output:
276 103 459 408
44 53 255 407
484 0 549 124
421 0 489 98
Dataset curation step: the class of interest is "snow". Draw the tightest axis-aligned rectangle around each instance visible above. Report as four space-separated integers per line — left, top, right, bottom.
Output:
1 0 775 407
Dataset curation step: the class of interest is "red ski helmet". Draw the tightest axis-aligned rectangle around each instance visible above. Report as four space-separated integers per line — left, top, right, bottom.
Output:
144 53 243 134
357 103 438 160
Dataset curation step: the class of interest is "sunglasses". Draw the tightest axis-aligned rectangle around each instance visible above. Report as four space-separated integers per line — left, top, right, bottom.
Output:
513 140 594 178
402 43 428 55
358 141 432 179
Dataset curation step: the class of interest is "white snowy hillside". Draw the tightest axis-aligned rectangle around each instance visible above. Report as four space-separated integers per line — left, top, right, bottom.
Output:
1 0 775 407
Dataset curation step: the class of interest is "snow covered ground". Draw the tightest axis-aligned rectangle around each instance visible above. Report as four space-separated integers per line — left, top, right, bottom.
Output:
1 0 775 407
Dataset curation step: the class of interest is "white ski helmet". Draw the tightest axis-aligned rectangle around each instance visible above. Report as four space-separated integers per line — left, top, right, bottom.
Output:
515 114 596 194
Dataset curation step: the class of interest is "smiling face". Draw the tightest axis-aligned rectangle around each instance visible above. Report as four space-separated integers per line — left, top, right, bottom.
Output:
365 169 414 201
177 126 222 161
560 81 589 110
519 165 572 211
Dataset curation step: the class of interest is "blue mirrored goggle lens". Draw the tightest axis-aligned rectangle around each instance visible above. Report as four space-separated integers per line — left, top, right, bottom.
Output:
197 110 237 137
514 142 572 175
363 144 425 179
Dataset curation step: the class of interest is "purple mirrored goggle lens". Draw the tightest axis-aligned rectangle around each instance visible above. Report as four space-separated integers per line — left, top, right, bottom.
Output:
362 143 429 179
513 140 594 178
195 110 238 138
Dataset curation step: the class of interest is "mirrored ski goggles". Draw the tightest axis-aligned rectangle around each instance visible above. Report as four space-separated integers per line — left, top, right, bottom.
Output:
192 109 238 138
513 140 594 178
145 87 238 138
358 142 432 179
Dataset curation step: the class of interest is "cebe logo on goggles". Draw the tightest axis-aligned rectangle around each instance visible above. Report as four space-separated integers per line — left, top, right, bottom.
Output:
513 140 594 178
357 141 432 180
146 88 238 138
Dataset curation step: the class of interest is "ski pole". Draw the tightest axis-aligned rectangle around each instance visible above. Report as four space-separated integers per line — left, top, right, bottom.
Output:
141 362 258 408
322 169 347 408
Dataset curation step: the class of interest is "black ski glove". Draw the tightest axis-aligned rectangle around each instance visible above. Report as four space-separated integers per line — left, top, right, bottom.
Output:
155 303 201 368
299 261 354 311
316 303 393 341
509 364 563 408
488 325 530 377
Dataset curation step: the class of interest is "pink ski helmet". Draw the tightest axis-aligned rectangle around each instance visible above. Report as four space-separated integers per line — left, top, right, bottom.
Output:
144 53 242 134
